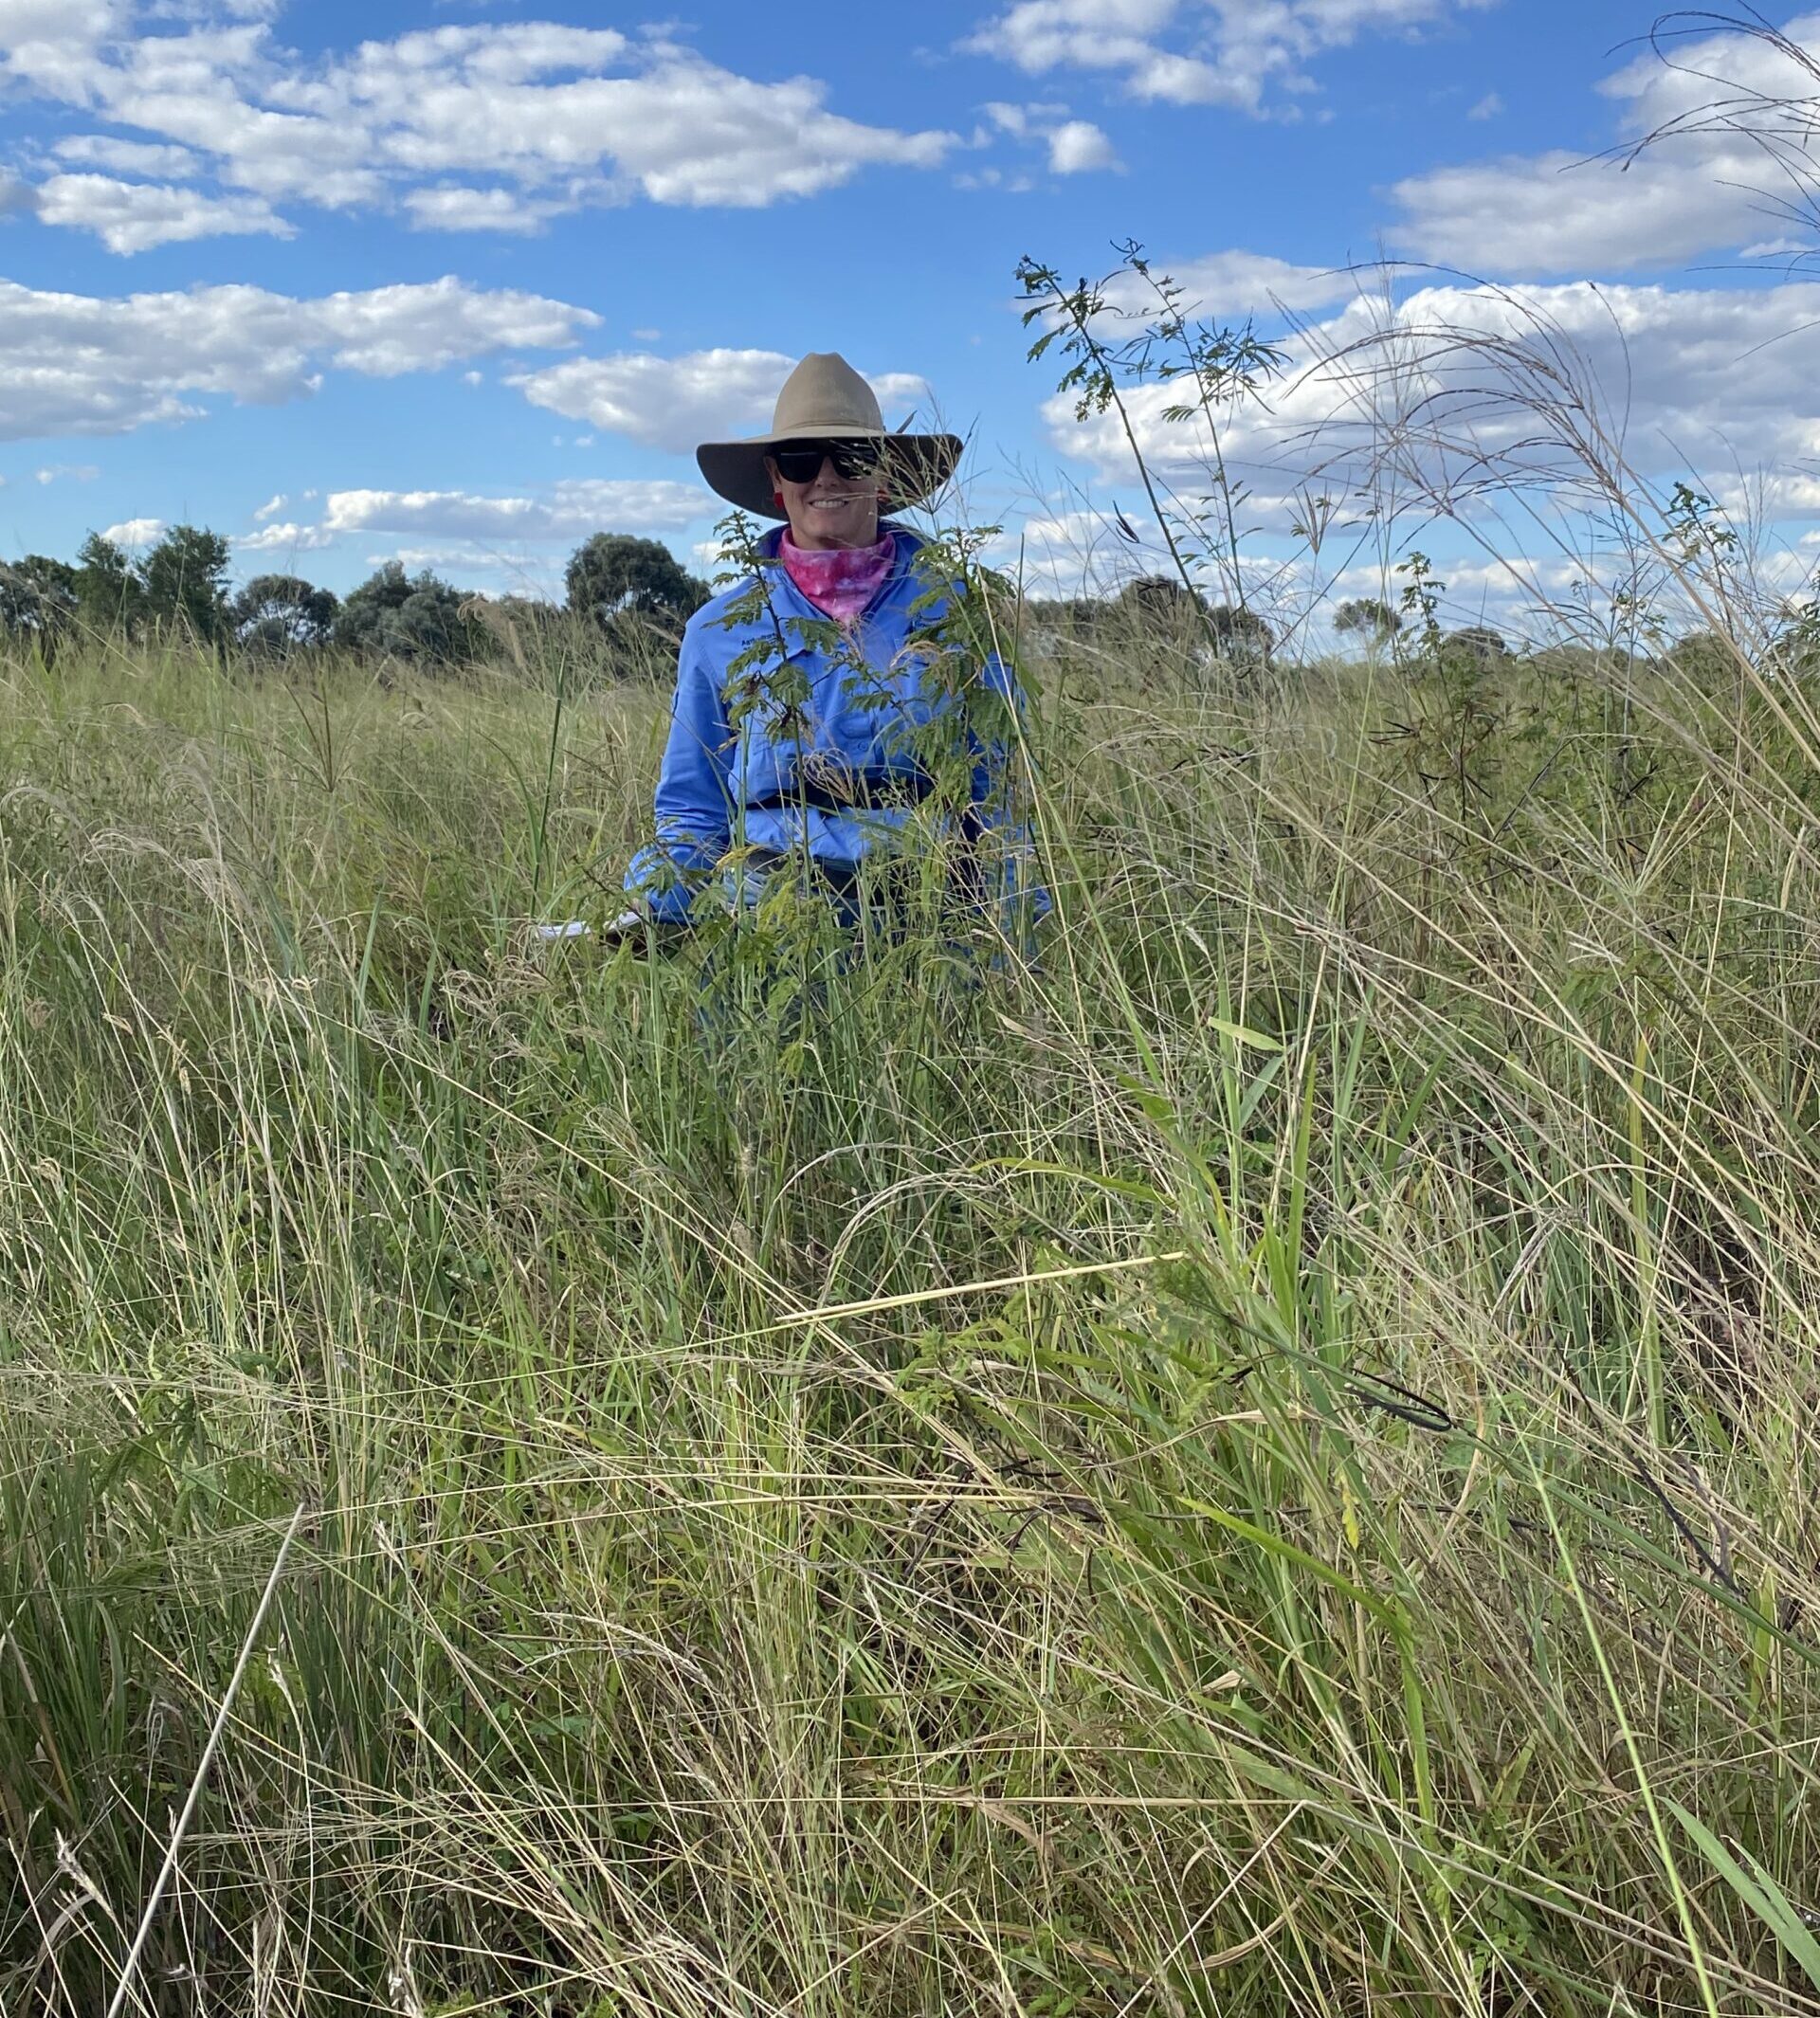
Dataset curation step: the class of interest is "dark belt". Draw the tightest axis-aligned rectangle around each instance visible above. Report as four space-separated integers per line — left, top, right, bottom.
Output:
739 769 989 911
743 772 935 817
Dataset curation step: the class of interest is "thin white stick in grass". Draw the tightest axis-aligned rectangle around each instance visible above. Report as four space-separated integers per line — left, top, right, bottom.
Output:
105 1503 306 2018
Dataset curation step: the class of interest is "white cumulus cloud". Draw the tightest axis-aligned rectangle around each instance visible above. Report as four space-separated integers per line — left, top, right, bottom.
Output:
1390 149 1755 273
1392 10 1820 272
53 135 201 176
989 503 1179 596
1046 118 1119 172
1045 272 1820 533
233 519 336 552
1119 247 1368 317
0 274 598 440
1 9 961 245
975 98 1119 172
322 478 709 539
403 184 574 233
509 349 932 455
33 173 293 252
0 0 130 96
101 516 164 546
967 0 1501 114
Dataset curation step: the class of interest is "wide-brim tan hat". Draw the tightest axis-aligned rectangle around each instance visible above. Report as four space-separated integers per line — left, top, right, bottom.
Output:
696 351 962 519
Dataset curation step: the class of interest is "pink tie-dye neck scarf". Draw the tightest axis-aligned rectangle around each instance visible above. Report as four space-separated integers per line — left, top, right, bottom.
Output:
778 528 897 627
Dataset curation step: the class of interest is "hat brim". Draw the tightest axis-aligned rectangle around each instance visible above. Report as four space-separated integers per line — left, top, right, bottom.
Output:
696 431 963 519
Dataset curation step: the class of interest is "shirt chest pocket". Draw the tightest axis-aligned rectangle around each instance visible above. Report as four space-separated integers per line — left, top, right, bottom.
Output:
827 653 941 766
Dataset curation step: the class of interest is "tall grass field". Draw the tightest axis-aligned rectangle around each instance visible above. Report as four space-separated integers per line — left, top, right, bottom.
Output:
6 575 1820 2014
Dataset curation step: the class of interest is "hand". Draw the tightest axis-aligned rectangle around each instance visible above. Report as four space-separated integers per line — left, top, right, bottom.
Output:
595 909 649 948
530 911 683 957
599 909 694 955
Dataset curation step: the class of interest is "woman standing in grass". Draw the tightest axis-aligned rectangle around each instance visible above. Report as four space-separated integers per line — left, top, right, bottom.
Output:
611 351 1042 945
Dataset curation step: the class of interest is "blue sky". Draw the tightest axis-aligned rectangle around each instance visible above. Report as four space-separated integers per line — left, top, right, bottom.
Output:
3 0 1818 632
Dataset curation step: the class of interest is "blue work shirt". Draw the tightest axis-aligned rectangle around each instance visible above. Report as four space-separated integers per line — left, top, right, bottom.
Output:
625 522 1045 929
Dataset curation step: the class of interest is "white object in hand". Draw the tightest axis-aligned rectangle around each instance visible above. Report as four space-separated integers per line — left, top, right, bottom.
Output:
534 919 593 942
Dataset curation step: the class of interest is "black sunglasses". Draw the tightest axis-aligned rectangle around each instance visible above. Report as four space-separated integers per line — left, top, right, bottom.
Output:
769 438 885 484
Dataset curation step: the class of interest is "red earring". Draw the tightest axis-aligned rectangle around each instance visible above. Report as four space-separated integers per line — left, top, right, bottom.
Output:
773 489 787 511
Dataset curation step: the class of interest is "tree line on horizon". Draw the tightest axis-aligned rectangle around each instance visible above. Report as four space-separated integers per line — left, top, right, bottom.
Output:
1026 573 1517 667
1 526 1561 675
0 524 712 667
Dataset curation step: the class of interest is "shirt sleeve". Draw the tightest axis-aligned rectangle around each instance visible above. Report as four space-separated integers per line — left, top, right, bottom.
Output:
624 623 736 924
